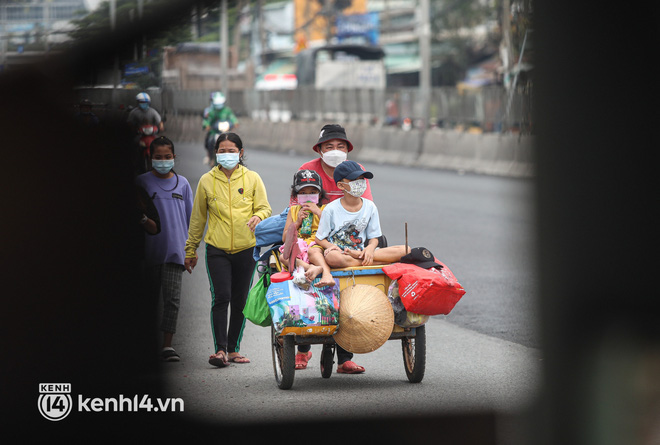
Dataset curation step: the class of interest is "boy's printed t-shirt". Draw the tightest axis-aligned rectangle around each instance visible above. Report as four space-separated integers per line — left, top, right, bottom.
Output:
315 198 382 251
136 172 193 267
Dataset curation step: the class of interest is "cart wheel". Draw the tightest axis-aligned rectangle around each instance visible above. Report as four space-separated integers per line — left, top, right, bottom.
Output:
320 344 335 379
402 325 426 383
271 326 295 390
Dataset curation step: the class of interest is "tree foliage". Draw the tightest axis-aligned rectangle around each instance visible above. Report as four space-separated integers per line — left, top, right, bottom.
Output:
67 0 192 88
431 0 493 33
69 0 191 45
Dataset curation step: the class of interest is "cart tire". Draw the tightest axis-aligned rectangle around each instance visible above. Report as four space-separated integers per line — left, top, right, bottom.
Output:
320 344 335 379
271 327 295 390
402 325 426 383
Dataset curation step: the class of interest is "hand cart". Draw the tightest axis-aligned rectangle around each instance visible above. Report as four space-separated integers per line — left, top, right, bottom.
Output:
270 265 426 390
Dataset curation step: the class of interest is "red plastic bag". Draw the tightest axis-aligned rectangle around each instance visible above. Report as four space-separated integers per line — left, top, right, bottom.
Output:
382 260 465 316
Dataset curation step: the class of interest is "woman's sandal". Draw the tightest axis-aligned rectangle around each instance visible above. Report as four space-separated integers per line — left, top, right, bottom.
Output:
337 361 365 374
294 351 312 370
208 351 229 368
228 354 251 364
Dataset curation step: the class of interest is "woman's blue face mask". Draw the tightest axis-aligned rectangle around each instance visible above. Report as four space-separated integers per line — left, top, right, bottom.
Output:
216 152 240 170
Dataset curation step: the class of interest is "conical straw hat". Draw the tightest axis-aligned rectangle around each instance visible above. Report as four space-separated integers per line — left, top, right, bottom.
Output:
333 284 394 354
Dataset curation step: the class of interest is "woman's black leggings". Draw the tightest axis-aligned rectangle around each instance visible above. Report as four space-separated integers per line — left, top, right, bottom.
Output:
205 244 255 354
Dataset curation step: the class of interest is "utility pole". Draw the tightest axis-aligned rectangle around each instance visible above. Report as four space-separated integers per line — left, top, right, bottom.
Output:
110 0 119 101
257 0 267 66
418 0 431 155
137 0 145 60
220 0 228 95
43 1 49 52
501 0 513 83
191 4 199 40
0 4 6 71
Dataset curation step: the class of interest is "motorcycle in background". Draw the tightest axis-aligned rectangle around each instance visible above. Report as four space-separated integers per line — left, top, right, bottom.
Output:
204 120 232 166
138 124 159 173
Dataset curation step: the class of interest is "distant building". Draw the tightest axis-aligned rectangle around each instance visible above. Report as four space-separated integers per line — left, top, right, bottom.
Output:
1 0 89 70
162 42 249 90
1 0 87 46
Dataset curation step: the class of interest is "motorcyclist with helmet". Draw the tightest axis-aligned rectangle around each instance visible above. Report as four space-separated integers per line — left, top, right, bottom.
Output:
202 91 238 166
127 92 164 133
127 92 164 173
75 99 99 127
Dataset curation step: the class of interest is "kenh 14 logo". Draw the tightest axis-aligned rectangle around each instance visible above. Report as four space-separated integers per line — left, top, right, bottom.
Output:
38 383 73 421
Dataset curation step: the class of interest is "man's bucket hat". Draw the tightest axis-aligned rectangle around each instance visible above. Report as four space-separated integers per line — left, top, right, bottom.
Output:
313 124 354 153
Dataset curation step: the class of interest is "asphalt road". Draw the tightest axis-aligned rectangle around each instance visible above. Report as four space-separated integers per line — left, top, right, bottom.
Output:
160 141 541 434
174 140 540 348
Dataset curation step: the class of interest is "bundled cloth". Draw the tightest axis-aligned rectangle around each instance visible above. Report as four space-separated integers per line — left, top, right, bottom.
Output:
387 280 429 328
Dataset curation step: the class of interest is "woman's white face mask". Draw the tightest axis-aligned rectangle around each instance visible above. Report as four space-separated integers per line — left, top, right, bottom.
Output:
321 150 347 168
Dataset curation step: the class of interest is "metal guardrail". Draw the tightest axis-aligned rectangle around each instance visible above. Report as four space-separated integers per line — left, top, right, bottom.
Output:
74 85 532 134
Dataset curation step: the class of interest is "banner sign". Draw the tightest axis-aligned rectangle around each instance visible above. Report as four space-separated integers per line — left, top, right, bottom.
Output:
336 12 380 46
124 63 150 77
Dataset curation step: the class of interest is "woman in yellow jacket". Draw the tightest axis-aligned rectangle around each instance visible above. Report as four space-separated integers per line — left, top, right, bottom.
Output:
184 133 271 367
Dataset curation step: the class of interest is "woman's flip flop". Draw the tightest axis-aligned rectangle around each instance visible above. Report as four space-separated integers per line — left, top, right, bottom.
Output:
209 351 229 368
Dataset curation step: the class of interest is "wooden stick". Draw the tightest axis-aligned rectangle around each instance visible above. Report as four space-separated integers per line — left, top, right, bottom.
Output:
405 222 408 253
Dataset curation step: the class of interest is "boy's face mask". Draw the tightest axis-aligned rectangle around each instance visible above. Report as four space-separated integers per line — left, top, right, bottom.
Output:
297 193 319 205
342 179 367 198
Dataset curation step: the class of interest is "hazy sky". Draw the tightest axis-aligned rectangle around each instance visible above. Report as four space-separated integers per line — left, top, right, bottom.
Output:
85 0 102 11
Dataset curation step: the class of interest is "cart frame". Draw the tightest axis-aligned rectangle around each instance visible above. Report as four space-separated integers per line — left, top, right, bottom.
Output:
270 265 426 389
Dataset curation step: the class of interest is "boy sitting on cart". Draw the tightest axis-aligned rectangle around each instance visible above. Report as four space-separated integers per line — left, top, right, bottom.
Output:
314 161 409 269
312 161 410 374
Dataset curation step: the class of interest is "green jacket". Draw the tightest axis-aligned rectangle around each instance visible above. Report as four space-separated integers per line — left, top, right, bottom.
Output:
203 106 238 133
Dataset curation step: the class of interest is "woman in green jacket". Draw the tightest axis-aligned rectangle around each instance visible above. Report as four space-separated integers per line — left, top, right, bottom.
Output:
185 133 271 367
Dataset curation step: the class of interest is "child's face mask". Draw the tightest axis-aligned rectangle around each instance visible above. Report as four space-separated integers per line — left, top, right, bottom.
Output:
152 159 174 174
343 179 367 198
297 193 319 205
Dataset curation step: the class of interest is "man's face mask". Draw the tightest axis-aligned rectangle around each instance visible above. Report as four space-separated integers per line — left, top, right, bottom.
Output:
138 102 149 110
321 149 347 168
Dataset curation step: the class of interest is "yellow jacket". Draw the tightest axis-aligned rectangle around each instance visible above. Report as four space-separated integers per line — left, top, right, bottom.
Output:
185 165 272 256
